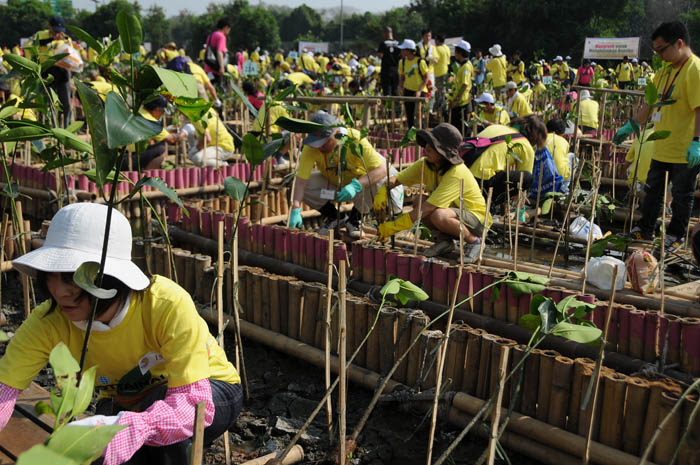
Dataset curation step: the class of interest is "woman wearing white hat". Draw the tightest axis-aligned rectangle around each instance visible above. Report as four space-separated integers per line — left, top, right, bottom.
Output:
486 44 508 93
0 203 242 465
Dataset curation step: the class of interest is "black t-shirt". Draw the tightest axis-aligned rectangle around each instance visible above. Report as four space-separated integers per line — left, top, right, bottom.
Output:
377 39 400 72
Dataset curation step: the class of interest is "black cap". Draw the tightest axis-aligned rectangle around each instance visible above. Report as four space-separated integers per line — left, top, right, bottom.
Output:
49 16 66 32
416 123 463 165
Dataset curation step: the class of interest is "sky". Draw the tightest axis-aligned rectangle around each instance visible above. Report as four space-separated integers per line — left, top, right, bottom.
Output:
71 0 410 16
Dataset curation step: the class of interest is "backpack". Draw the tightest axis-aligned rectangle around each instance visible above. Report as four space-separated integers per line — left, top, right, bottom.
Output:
529 147 564 199
204 33 228 70
166 56 191 74
459 133 526 167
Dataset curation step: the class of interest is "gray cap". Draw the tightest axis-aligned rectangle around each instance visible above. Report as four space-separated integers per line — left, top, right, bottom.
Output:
303 111 341 148
416 123 463 165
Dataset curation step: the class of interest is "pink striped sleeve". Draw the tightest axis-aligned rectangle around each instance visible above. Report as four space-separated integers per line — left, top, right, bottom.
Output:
0 383 20 431
103 379 214 465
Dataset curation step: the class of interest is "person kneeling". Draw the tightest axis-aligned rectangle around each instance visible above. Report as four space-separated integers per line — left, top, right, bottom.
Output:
375 123 490 259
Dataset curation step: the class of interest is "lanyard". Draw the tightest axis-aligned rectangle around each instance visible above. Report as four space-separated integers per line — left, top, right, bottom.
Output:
660 57 689 102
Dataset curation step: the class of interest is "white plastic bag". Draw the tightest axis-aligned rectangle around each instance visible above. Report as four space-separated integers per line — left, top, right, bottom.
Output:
570 215 603 241
54 43 83 73
585 256 627 290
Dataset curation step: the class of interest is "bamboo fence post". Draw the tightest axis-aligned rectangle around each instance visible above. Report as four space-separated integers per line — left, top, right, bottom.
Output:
231 227 249 400
581 171 603 294
414 162 425 255
459 180 465 266
190 401 208 465
530 166 544 261
505 160 513 253
232 228 240 369
581 265 620 465
216 221 232 465
486 345 511 465
514 173 524 272
338 260 347 465
16 201 30 316
660 171 669 316
324 229 335 435
476 188 493 271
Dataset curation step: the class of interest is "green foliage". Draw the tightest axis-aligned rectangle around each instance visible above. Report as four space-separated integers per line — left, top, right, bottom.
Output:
380 277 430 306
503 271 549 296
72 262 118 299
116 10 143 54
104 92 162 149
0 0 53 49
224 176 248 201
399 127 417 148
518 293 601 345
72 0 141 40
141 6 170 51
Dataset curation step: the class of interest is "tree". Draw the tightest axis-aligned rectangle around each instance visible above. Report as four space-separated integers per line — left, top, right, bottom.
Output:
0 0 54 47
73 0 141 40
229 1 281 52
279 5 323 42
142 6 170 51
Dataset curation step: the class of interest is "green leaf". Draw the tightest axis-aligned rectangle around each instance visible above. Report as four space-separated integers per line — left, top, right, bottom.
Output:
551 321 602 345
529 294 549 315
75 80 117 188
644 81 658 107
66 25 103 54
518 314 542 331
3 53 40 75
647 130 671 141
588 237 608 258
242 133 264 165
273 84 297 102
174 96 213 123
116 10 142 54
49 343 80 377
0 126 50 142
380 279 401 297
42 156 84 171
399 127 417 148
264 137 285 160
104 92 163 149
141 177 184 210
541 197 553 215
98 38 122 67
504 280 546 296
555 295 596 316
66 121 84 133
0 329 8 342
274 116 326 133
2 182 20 199
47 425 127 464
34 400 55 418
506 271 549 284
398 280 429 303
342 102 355 127
0 106 19 120
535 298 558 334
230 81 258 117
55 375 78 425
224 176 248 201
83 169 129 184
17 444 80 465
653 99 676 108
41 53 69 72
51 128 93 154
72 366 97 418
137 65 198 98
72 261 118 299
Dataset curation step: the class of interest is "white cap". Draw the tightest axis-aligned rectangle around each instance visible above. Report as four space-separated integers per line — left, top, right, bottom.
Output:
591 61 597 66
398 39 416 50
474 92 495 104
489 44 503 57
13 203 150 291
631 58 638 63
455 40 471 53
554 55 563 62
505 81 518 90
565 55 571 60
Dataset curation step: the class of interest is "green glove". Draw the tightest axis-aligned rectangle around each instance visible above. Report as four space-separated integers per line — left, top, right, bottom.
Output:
337 178 363 202
613 121 635 145
687 140 700 168
377 213 413 241
289 208 302 228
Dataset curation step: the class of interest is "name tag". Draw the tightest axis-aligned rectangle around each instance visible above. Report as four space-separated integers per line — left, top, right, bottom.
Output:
320 189 336 200
638 77 647 86
542 76 553 85
651 111 662 123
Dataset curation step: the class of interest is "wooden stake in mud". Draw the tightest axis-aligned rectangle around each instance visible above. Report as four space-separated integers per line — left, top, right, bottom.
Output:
581 171 603 295
16 201 31 316
414 162 425 255
338 260 347 465
324 229 335 436
486 345 511 465
231 227 249 401
476 187 493 271
513 173 524 272
505 160 513 253
216 221 232 465
190 401 208 465
581 265 620 465
529 166 544 261
660 171 669 316
459 180 465 266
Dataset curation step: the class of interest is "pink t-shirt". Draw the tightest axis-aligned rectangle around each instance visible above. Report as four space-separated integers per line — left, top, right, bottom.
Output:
204 30 228 74
577 66 594 85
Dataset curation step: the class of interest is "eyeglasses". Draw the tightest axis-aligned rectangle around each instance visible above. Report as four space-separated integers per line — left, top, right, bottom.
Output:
653 41 676 55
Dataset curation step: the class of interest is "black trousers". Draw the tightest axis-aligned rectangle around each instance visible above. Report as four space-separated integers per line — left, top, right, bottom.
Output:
450 102 473 135
637 159 700 238
120 141 166 171
46 66 71 126
403 89 417 129
381 70 399 96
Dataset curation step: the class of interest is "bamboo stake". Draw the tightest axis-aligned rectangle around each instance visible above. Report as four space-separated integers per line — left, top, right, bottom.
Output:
660 171 669 316
581 265 620 465
414 162 425 255
459 180 465 267
530 165 544 261
232 228 240 369
231 228 249 401
486 345 510 465
16 201 30 317
190 401 207 465
216 221 232 465
581 171 603 295
514 173 524 272
476 188 493 271
338 260 347 465
324 229 335 435
505 161 513 253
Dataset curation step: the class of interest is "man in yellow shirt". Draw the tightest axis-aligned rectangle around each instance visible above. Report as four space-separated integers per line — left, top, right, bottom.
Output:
447 40 473 134
290 112 403 237
504 81 533 118
616 56 634 89
474 92 510 127
418 29 438 113
575 89 599 133
486 44 508 95
374 123 488 258
545 118 571 182
614 21 700 252
508 51 526 84
398 39 429 129
434 35 451 116
186 107 235 167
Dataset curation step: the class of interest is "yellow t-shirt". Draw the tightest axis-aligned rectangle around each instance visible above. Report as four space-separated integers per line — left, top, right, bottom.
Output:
435 44 451 77
469 125 535 180
286 72 314 87
616 62 633 82
298 54 319 74
546 133 570 180
90 79 118 102
558 62 570 80
197 109 235 152
508 60 525 84
0 276 240 398
533 81 547 97
225 64 240 80
508 92 533 117
317 56 330 72
188 62 211 86
252 104 290 134
651 55 700 163
399 56 429 92
450 61 472 107
8 94 37 121
418 43 436 76
296 128 384 187
395 158 489 225
486 56 507 87
481 106 510 125
577 99 599 129
626 131 655 184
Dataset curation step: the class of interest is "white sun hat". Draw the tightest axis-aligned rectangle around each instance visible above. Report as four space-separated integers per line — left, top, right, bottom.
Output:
398 39 416 50
489 44 503 57
455 40 471 53
13 203 150 291
474 92 495 104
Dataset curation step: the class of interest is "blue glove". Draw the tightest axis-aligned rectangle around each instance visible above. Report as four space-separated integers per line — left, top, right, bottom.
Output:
687 140 700 168
613 121 635 145
336 178 363 202
289 208 302 228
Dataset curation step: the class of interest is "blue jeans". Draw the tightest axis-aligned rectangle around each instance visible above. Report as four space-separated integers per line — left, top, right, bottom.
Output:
94 380 243 465
638 159 700 237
